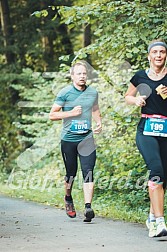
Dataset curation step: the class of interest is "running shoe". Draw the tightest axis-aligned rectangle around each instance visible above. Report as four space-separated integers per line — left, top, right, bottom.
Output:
83 207 95 222
156 221 167 237
146 217 150 229
64 198 76 218
148 221 157 238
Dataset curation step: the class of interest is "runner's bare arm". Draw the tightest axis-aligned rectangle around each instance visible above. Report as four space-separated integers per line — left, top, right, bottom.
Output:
92 104 102 134
125 83 146 107
49 103 82 120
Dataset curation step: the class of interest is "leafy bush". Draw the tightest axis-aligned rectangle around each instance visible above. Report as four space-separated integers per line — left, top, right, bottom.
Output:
1 65 152 218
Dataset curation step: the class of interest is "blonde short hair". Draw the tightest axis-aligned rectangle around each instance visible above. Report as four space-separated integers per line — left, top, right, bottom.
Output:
70 61 88 75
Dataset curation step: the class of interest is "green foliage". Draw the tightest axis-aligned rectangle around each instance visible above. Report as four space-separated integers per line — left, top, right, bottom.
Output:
0 63 151 220
58 0 167 70
0 70 21 173
1 0 74 71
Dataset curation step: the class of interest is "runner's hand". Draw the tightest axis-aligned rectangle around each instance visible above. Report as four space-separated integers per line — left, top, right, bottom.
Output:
93 122 102 134
135 95 147 107
71 106 82 116
161 86 167 94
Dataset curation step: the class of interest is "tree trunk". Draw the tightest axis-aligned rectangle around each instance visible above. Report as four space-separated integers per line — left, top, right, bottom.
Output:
0 0 15 64
40 0 73 70
58 23 73 55
83 23 91 64
161 0 166 6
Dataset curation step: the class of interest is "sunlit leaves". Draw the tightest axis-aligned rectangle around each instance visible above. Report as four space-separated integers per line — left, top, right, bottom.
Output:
31 10 48 18
56 0 167 71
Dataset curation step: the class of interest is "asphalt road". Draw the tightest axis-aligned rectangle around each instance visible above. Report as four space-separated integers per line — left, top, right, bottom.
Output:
0 194 167 252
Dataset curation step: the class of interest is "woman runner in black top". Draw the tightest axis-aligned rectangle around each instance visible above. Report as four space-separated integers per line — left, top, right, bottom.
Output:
125 39 167 238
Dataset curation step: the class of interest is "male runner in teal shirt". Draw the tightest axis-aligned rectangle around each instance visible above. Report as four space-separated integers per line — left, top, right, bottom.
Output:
49 61 102 222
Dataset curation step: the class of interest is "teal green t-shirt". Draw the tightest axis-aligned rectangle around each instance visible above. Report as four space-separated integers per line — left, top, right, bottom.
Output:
55 85 98 142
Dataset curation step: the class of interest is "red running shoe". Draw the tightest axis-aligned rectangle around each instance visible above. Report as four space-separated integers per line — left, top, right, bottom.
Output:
64 198 76 218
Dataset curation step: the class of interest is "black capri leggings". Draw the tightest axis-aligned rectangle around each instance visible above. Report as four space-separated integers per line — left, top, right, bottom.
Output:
61 136 96 183
136 118 167 187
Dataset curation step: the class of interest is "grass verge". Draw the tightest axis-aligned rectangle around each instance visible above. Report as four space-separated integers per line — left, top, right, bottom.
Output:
0 181 149 224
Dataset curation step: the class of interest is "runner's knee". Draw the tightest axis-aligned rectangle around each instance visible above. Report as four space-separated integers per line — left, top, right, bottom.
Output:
148 180 163 191
64 175 75 184
83 170 94 183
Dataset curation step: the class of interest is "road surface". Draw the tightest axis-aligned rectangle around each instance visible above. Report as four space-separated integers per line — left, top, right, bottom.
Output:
0 194 167 252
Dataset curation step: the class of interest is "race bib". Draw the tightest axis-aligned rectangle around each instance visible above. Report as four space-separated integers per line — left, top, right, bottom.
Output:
70 120 90 134
143 118 167 137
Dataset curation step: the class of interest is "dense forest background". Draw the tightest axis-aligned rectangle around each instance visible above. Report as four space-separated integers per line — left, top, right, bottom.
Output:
1 0 167 221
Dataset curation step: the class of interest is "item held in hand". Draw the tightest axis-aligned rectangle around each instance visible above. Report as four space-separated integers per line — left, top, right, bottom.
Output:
156 84 167 100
